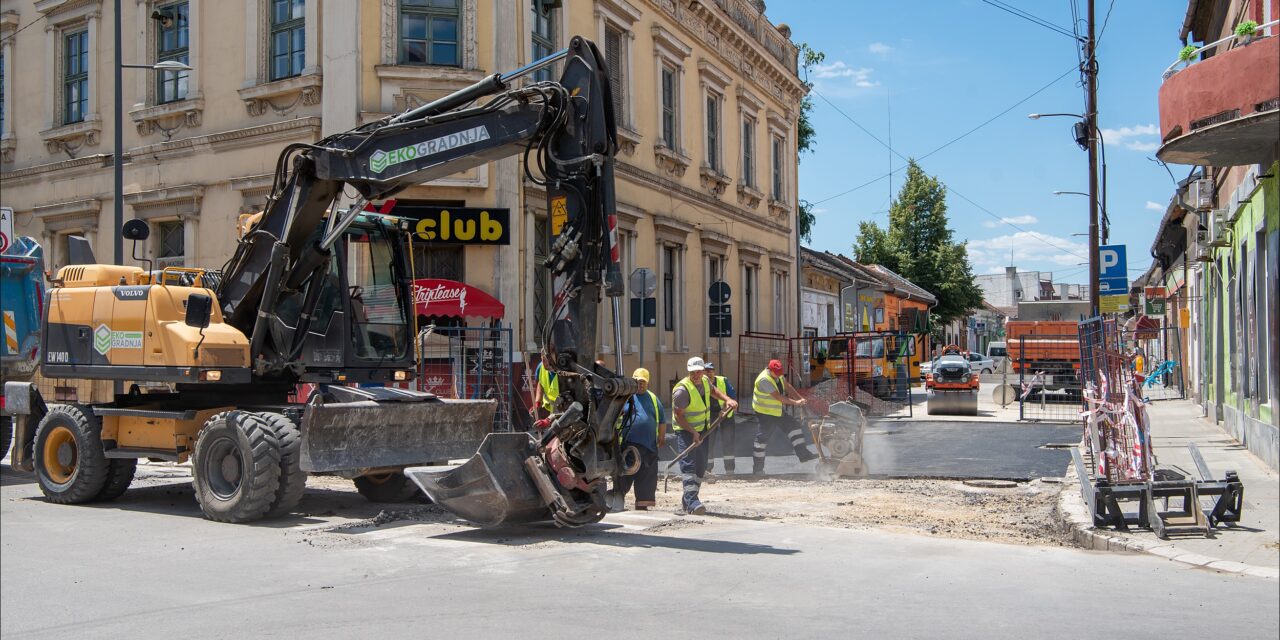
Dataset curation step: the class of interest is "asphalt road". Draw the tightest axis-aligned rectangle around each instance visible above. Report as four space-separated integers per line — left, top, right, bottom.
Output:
3 465 1276 639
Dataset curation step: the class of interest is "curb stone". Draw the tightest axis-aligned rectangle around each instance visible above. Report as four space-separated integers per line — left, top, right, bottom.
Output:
1056 466 1279 579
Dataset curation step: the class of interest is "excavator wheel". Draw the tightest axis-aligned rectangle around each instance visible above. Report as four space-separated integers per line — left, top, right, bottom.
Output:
192 411 282 523
95 458 138 502
258 412 307 517
1 416 11 460
354 472 422 503
33 404 110 504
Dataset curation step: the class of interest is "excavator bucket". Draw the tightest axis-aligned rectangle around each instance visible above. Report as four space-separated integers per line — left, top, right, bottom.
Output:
404 433 551 527
927 390 978 416
299 390 496 473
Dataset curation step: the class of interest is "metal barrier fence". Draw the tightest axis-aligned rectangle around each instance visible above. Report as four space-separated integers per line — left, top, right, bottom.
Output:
1016 333 1083 423
736 331 913 418
417 325 514 432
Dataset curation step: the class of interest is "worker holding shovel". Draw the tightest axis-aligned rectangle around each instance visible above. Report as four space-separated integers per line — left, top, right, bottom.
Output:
671 357 738 515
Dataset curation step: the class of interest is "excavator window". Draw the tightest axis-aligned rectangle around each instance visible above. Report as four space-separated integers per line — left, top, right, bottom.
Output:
344 227 410 361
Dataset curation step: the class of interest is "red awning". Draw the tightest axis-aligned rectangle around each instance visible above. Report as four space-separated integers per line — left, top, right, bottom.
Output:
411 278 505 319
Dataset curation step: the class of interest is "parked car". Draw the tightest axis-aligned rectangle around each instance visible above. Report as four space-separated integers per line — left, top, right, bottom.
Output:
967 352 995 374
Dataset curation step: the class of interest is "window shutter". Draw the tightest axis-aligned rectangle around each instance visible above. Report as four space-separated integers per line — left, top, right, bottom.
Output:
604 26 624 122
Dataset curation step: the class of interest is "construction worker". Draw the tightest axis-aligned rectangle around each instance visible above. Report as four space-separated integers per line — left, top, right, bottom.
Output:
609 368 667 510
702 362 738 476
530 354 559 418
751 359 817 475
671 356 738 515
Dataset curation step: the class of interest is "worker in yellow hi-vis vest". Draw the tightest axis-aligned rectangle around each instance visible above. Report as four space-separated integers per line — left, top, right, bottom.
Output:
751 359 817 475
702 362 739 476
671 356 738 515
530 354 560 418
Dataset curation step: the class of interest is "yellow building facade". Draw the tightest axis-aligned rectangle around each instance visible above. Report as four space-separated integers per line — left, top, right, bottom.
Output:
0 0 805 394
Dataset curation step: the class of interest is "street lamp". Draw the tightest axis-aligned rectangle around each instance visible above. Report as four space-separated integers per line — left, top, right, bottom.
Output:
1029 111 1101 315
114 0 193 270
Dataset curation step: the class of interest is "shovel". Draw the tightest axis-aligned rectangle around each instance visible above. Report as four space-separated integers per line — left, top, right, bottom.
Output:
662 412 728 492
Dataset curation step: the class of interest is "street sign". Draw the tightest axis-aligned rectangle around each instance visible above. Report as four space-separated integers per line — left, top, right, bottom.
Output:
1098 278 1130 295
0 207 13 254
629 297 657 327
708 280 731 304
629 268 657 298
1099 295 1130 313
708 309 732 337
1099 244 1127 279
1145 298 1166 315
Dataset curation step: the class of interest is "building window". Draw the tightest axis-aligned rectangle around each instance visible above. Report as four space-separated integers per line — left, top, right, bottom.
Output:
741 116 755 188
533 216 550 346
400 0 460 66
771 135 784 201
531 0 555 82
660 66 678 149
157 220 185 267
270 0 305 81
63 30 89 124
773 271 788 333
705 93 721 171
411 244 464 281
743 264 756 332
603 24 626 127
663 245 677 332
156 2 190 104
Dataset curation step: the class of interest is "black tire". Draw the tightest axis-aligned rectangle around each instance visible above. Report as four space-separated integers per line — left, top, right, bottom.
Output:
192 411 282 523
33 404 109 504
353 472 421 503
258 412 307 518
1 415 11 460
95 458 138 501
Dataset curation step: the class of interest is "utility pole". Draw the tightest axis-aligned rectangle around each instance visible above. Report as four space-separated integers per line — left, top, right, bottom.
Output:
113 0 123 269
1086 0 1100 315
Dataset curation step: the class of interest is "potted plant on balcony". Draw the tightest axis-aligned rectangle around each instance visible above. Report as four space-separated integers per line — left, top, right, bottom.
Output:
1234 20 1260 44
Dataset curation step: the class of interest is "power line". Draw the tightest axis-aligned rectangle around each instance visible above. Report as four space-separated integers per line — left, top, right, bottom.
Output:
981 0 1083 41
0 17 42 44
809 64 1076 205
808 73 1089 261
1096 0 1117 45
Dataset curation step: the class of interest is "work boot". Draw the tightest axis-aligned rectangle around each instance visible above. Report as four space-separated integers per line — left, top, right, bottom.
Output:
723 458 736 474
797 448 818 464
690 505 707 516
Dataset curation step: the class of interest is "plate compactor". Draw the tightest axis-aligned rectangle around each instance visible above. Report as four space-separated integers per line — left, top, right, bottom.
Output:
805 400 869 479
925 354 980 416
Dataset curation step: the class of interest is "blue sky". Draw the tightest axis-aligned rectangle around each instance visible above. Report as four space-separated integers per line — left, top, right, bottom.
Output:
770 0 1186 284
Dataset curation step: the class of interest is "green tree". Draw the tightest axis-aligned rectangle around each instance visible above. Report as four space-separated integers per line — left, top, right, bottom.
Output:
852 160 984 326
794 42 824 243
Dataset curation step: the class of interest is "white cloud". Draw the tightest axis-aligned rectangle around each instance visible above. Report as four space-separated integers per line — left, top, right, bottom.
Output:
811 60 879 90
982 214 1039 228
1145 200 1165 211
868 42 892 57
967 231 1088 268
1101 124 1161 151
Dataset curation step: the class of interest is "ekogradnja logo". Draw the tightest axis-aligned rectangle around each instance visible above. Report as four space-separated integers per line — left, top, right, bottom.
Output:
94 324 143 355
368 125 491 174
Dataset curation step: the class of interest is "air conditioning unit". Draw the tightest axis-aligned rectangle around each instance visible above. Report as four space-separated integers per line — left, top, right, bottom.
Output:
1207 209 1231 247
1188 178 1214 211
1193 229 1214 261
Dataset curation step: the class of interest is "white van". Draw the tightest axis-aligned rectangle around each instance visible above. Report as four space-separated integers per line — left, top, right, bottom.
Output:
986 341 1008 371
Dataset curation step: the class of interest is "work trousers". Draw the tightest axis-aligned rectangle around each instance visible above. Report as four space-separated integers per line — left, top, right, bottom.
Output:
752 413 815 474
705 412 736 473
612 447 658 508
675 430 709 513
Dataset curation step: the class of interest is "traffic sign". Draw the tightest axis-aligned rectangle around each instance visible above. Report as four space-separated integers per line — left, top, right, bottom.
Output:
708 280 731 304
0 207 13 254
629 268 657 298
708 309 732 338
1099 244 1127 280
629 297 657 327
1098 277 1130 295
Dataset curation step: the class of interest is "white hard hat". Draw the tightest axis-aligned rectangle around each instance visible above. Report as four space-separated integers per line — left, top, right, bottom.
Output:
686 356 707 372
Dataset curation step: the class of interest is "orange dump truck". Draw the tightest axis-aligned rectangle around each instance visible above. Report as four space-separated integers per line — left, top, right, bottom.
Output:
1005 320 1081 399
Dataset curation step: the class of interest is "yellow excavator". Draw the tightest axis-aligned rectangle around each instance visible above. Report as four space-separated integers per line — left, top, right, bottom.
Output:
5 37 636 526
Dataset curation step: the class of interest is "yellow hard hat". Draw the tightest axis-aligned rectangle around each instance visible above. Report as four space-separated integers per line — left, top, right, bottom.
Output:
632 367 650 382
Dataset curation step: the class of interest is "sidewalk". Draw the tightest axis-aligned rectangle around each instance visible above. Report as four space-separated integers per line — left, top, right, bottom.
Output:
1060 398 1279 576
